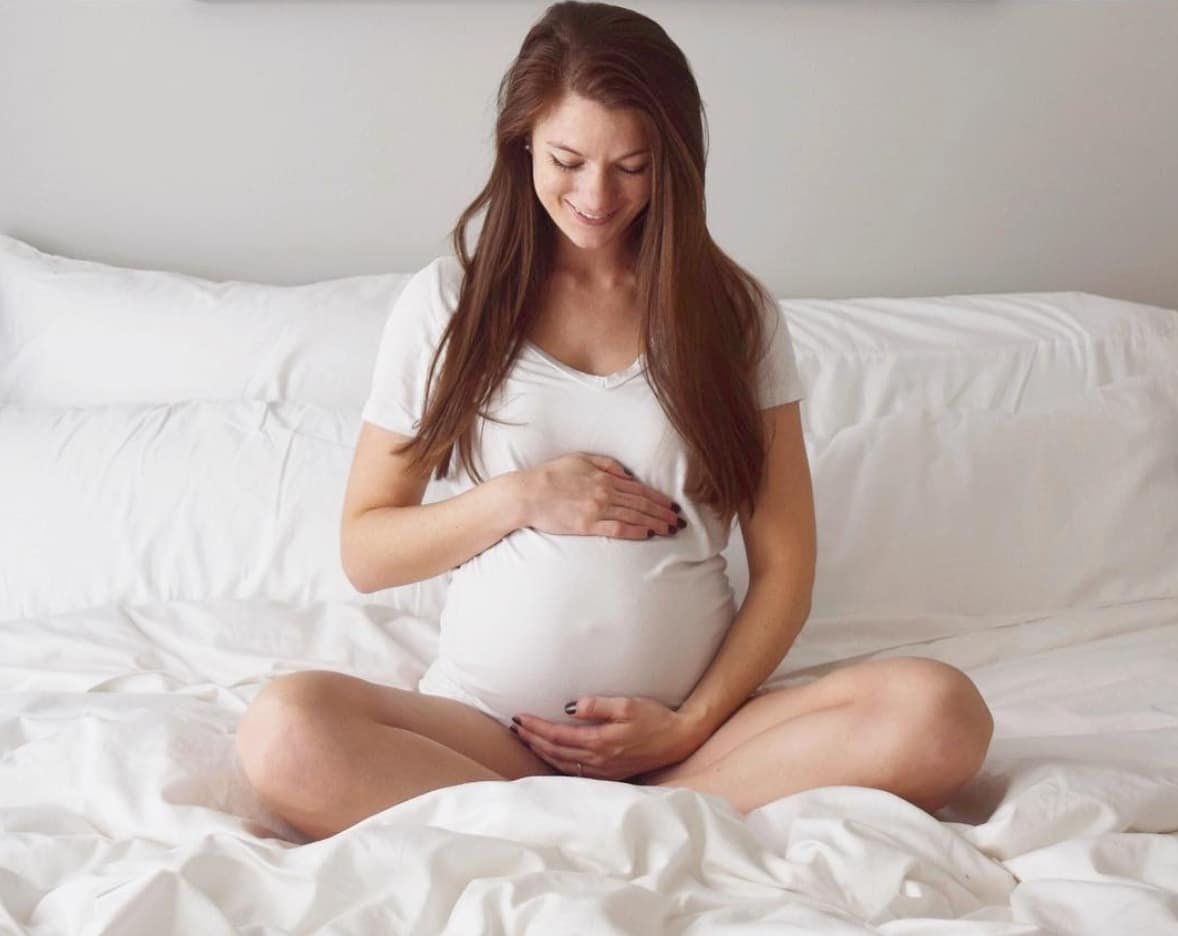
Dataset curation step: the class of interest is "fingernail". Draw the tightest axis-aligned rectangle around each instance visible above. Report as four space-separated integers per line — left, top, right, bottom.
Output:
676 517 686 530
671 502 681 513
564 701 577 714
646 529 654 539
624 468 634 477
511 716 521 725
510 725 519 734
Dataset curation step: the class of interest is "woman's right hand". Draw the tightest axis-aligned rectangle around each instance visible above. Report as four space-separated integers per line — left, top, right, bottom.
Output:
513 453 684 540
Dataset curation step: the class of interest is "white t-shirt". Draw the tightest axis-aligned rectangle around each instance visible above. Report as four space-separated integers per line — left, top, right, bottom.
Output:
361 256 805 726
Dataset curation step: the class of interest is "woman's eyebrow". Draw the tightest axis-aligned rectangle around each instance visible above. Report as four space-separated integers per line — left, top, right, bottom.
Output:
547 142 650 160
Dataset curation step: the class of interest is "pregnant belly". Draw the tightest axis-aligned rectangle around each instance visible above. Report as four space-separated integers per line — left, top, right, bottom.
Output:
435 527 737 726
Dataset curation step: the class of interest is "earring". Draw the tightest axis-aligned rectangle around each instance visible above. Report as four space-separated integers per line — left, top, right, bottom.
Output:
524 142 532 152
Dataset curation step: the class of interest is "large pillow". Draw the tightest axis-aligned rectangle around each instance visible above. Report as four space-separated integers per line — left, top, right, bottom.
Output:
794 372 1178 620
784 290 1178 439
0 400 457 622
717 295 1178 605
0 234 409 408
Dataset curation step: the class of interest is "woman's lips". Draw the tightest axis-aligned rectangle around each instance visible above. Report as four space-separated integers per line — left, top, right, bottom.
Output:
567 200 617 226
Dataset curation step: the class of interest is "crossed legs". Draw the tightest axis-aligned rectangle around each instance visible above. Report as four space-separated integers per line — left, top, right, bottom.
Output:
236 656 993 841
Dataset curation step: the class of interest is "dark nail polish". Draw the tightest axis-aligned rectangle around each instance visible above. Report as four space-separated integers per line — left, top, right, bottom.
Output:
676 517 687 530
510 725 519 734
564 701 577 714
671 502 681 513
624 468 634 477
511 716 521 725
646 529 654 538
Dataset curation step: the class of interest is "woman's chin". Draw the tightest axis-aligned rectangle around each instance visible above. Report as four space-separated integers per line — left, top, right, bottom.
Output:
558 224 624 252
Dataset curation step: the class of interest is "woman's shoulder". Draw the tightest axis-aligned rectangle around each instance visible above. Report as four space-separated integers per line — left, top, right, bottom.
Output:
403 255 463 311
417 254 464 290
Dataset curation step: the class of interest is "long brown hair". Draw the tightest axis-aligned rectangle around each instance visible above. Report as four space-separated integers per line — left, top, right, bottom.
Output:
396 0 776 523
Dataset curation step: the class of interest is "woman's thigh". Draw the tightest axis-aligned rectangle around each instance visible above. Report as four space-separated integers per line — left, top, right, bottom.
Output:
249 670 562 781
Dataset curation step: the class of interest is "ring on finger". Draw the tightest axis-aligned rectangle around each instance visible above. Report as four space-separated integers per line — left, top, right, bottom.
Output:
517 726 594 766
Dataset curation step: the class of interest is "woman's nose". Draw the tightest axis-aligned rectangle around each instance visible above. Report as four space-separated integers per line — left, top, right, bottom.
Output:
579 170 617 201
578 169 617 209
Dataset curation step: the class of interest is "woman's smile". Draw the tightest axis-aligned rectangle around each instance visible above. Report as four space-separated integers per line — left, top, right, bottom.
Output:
567 200 618 226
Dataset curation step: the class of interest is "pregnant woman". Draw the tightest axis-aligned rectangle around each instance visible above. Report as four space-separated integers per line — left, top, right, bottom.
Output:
237 1 994 842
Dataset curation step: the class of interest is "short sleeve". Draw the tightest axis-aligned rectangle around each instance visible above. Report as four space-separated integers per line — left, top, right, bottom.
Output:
753 298 806 409
360 256 462 436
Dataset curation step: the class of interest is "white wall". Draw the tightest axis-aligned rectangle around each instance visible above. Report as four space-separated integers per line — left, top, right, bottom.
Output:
1 0 1175 309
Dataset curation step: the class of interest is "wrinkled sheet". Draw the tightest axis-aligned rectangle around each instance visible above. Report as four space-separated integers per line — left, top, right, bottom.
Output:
1 597 1176 935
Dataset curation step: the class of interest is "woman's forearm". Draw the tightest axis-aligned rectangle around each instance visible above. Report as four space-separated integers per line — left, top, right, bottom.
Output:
341 471 525 593
676 574 811 744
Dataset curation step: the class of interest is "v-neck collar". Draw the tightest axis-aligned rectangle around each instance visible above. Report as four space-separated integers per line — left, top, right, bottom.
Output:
523 339 646 389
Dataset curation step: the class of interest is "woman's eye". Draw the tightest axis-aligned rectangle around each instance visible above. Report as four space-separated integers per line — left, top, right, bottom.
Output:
549 156 648 175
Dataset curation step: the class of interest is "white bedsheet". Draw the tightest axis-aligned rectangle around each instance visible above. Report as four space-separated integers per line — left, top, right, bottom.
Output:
2 597 1175 934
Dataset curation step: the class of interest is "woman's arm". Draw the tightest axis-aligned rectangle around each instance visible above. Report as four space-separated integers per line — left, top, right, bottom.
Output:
342 473 526 593
340 423 529 592
675 400 817 744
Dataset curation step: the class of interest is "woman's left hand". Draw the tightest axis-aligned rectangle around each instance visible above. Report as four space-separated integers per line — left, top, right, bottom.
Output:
511 696 700 781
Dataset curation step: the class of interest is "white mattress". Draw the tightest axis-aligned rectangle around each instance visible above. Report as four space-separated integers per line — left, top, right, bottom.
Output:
1 597 1175 934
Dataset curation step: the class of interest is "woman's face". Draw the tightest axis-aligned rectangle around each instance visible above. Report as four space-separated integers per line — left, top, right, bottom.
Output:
527 92 652 257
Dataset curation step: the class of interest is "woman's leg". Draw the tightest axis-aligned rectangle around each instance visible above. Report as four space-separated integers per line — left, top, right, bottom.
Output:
640 657 994 815
236 670 558 841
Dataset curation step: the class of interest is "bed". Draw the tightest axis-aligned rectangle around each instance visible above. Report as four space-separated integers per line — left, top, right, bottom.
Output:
1 230 1176 934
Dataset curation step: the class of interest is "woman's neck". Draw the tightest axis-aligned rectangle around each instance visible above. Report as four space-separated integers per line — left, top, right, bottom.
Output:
551 237 637 292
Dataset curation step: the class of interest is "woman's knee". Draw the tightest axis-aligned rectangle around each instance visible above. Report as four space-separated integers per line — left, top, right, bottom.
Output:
904 654 989 772
884 658 994 782
235 670 355 807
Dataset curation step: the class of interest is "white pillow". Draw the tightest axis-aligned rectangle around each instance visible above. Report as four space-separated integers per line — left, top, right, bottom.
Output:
0 234 409 408
797 372 1178 619
0 400 456 622
719 296 1178 604
782 291 1178 439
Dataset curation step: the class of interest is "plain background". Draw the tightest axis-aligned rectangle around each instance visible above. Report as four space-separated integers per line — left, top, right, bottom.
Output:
1 0 1175 309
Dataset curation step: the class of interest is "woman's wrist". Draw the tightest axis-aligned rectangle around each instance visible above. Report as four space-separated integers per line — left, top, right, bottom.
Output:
671 706 712 755
498 468 532 532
